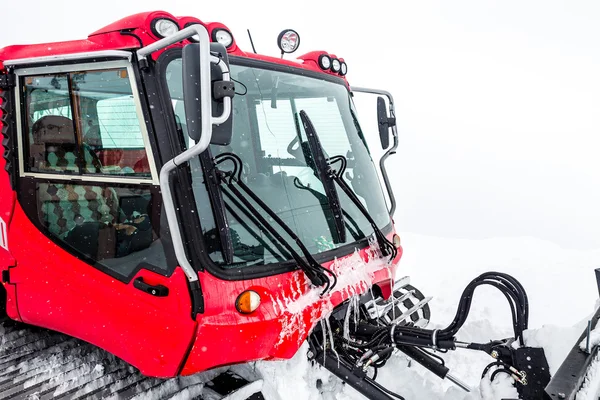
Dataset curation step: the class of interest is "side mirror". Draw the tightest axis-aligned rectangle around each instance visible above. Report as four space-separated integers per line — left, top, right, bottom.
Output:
377 96 394 150
182 43 234 145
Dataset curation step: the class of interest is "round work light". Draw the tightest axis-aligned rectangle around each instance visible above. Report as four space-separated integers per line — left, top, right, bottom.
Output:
212 29 234 48
277 29 300 54
318 54 332 70
331 58 341 73
151 18 179 38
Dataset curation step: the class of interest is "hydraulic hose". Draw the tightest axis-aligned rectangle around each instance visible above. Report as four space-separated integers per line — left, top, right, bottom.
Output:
352 271 530 351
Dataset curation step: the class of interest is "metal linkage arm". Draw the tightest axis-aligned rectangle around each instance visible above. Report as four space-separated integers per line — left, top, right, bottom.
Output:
351 87 398 217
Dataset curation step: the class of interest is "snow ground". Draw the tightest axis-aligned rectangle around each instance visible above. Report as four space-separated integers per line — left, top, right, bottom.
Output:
250 233 600 400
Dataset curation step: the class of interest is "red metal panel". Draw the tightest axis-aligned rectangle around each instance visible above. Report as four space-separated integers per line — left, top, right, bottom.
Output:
0 90 20 321
0 35 141 65
9 203 196 377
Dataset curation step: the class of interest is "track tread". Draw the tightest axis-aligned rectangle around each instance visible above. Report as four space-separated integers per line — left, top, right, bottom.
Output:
0 319 262 400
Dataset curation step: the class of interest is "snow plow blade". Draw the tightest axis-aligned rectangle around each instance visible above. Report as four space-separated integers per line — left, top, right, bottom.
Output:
544 271 600 400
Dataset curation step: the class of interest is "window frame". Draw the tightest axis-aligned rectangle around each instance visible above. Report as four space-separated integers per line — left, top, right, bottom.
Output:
14 60 160 185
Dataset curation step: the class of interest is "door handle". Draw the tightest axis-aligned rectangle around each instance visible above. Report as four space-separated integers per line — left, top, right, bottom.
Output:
133 277 169 297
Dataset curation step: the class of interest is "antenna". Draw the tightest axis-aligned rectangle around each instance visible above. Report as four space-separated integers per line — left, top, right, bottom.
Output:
247 29 257 54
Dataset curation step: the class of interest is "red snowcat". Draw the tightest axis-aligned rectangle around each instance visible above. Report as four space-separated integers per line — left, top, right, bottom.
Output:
0 10 596 400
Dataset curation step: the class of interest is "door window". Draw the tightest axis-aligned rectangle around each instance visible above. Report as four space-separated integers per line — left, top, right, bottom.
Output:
36 183 165 278
17 64 166 280
23 69 152 178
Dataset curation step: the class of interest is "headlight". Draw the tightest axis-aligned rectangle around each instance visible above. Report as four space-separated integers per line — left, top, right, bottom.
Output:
151 18 179 38
212 29 233 48
331 58 341 73
340 61 348 76
277 29 300 54
318 54 332 70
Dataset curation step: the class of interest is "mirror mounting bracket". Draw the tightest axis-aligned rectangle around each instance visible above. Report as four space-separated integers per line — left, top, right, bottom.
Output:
213 80 235 100
350 86 399 217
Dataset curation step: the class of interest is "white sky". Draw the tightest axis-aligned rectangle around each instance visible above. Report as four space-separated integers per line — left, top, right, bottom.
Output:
2 0 599 249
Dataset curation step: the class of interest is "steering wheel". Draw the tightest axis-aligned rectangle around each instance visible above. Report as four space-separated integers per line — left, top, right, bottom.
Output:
287 136 302 159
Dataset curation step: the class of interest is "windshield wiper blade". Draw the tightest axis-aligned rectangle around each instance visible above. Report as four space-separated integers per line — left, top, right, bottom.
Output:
298 110 397 262
212 152 337 294
199 150 234 264
329 155 397 261
299 111 347 244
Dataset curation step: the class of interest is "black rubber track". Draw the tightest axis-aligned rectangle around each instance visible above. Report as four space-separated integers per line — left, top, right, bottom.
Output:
0 316 263 400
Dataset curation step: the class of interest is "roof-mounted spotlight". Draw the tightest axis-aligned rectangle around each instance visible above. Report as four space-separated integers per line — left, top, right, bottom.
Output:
151 18 179 38
340 61 348 76
277 29 300 56
212 28 234 48
318 54 332 70
331 58 341 73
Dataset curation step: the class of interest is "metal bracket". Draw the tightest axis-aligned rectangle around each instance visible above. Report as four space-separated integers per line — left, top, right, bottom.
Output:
138 58 149 71
348 86 398 217
382 116 396 128
213 80 235 100
513 347 550 399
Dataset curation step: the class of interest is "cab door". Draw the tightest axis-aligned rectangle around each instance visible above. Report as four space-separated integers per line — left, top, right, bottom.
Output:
8 59 196 377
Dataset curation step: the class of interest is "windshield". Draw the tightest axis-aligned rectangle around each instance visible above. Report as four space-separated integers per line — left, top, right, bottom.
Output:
165 57 391 269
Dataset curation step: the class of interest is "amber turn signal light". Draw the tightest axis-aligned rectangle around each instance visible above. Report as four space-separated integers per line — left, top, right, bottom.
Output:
236 290 261 314
392 234 401 248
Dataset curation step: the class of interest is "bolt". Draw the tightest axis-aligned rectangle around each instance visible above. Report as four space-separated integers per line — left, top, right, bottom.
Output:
490 350 499 359
307 351 314 359
558 393 566 399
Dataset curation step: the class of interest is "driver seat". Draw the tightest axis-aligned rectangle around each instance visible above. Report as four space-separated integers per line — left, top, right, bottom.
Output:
33 116 120 258
30 115 78 173
30 115 101 173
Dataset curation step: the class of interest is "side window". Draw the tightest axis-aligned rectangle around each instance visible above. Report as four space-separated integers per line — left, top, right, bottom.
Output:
23 68 152 178
18 65 166 279
25 75 78 174
36 182 165 278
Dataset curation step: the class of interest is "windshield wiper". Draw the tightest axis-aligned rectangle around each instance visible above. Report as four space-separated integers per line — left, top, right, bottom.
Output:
199 150 234 264
298 112 347 244
298 110 397 262
220 189 292 263
211 152 337 294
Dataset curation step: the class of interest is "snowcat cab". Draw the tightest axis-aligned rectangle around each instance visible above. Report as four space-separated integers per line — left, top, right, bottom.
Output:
0 11 595 400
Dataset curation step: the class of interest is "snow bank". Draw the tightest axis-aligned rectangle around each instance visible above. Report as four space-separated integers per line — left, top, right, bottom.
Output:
576 352 600 400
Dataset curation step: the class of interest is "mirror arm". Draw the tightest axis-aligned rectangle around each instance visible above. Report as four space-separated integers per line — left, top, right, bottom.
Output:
350 87 398 217
208 55 232 125
138 25 232 286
